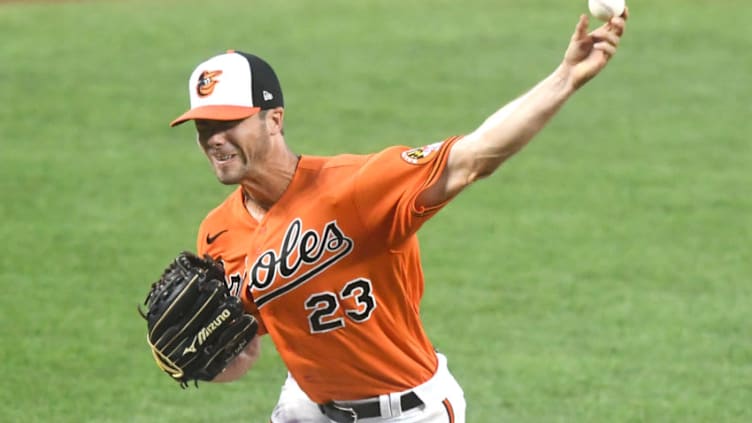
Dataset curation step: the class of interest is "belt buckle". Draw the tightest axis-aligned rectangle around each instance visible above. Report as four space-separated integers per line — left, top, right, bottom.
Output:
320 402 358 423
332 403 358 423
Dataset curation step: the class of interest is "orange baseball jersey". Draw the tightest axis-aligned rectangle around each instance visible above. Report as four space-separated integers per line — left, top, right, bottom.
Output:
197 136 461 404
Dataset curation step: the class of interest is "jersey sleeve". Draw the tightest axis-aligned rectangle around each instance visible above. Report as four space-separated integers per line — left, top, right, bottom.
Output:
352 136 462 245
196 222 209 256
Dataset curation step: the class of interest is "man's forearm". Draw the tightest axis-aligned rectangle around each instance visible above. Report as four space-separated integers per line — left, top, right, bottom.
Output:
211 336 261 383
461 65 576 179
418 13 626 209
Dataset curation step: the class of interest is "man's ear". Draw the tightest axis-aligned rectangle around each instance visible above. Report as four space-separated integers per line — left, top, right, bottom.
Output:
265 107 285 136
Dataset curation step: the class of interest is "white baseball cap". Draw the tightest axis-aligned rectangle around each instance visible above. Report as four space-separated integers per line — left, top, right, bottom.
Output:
170 50 284 127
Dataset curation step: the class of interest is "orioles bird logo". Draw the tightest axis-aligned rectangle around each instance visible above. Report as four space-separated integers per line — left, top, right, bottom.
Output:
400 141 443 165
405 148 426 160
196 70 223 97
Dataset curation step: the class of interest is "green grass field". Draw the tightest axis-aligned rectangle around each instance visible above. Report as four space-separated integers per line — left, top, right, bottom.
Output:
1 0 750 421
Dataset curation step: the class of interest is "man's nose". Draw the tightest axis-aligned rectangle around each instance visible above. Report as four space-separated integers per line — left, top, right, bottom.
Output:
204 130 228 148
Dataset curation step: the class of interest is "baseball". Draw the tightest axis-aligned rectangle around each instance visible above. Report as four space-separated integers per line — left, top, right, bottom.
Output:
588 0 625 21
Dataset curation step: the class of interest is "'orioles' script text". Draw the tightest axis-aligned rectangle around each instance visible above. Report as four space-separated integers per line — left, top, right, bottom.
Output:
248 219 354 307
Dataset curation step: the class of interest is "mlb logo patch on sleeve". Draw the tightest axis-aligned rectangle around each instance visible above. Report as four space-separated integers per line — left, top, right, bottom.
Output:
401 142 444 165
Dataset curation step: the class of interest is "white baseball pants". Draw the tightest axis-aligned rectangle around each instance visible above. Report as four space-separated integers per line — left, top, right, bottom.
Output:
270 353 466 423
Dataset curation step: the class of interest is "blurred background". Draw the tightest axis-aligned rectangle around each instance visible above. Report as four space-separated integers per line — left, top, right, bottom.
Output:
1 0 750 421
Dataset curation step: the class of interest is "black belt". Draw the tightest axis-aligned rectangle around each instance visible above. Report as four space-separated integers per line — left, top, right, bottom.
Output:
319 391 423 422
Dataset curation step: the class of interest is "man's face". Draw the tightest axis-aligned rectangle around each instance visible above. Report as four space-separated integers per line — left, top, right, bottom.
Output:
195 114 270 185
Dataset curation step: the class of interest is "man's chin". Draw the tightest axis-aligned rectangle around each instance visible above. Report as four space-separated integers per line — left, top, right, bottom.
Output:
215 173 242 185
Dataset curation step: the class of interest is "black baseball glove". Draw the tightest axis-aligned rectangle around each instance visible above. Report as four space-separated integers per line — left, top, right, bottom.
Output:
139 251 258 388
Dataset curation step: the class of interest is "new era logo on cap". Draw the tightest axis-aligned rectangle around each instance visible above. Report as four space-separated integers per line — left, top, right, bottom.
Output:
170 50 284 127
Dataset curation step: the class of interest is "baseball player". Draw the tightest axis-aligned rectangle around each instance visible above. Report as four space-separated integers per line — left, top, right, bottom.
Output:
169 10 627 423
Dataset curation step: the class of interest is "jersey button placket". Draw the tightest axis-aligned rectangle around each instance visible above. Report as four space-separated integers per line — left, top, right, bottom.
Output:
253 225 267 255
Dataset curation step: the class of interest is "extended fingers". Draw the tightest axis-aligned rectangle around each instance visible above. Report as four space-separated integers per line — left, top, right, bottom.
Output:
621 6 630 20
608 15 626 36
589 18 623 60
607 6 628 37
593 41 617 58
592 29 621 48
572 14 590 41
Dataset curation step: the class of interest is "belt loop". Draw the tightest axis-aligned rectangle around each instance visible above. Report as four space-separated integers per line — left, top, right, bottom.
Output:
378 393 392 418
389 392 403 417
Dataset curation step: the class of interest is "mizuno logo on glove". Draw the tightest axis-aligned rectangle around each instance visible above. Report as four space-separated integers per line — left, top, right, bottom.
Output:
183 308 232 355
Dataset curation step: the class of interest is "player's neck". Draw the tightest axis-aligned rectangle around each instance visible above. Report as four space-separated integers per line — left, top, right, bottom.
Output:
241 148 300 222
243 193 268 223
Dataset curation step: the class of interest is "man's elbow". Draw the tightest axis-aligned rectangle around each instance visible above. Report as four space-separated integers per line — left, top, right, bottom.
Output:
453 133 517 183
467 151 515 182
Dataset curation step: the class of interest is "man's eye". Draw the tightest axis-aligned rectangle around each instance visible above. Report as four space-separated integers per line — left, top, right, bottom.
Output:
196 119 240 134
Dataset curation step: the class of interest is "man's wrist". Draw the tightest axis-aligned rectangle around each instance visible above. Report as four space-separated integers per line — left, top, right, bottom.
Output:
552 64 579 96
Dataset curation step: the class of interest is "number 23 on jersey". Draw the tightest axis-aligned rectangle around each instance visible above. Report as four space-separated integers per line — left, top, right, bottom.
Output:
304 278 377 334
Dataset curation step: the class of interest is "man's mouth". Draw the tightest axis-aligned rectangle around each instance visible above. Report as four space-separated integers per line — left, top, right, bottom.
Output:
215 153 237 163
